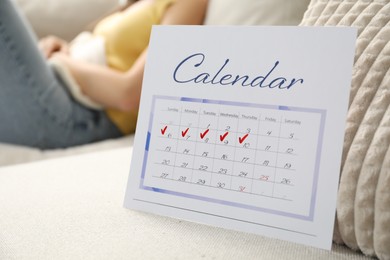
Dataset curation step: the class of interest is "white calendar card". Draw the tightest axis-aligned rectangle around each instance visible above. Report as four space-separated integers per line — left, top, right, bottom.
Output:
124 26 356 250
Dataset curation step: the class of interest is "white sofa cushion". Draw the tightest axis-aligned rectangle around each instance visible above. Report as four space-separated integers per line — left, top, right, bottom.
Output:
0 147 372 259
205 0 311 26
14 0 119 41
0 136 133 167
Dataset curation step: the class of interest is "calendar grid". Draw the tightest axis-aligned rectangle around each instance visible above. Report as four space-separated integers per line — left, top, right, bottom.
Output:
250 113 262 194
155 123 300 140
153 162 295 186
208 109 221 190
154 149 297 171
151 175 293 201
228 111 241 190
170 105 181 182
271 115 283 197
156 135 299 155
189 106 203 184
140 95 326 221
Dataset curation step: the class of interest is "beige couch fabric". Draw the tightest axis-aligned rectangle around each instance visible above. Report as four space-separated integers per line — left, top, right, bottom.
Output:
205 0 310 26
300 1 390 259
14 0 119 41
0 148 373 260
0 136 133 167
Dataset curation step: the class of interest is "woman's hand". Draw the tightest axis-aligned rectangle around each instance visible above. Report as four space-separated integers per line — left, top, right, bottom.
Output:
38 35 69 59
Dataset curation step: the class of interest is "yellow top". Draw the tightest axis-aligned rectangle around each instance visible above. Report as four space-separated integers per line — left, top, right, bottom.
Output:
94 0 176 134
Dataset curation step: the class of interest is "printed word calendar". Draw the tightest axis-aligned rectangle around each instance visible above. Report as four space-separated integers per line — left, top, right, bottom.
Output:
124 26 357 250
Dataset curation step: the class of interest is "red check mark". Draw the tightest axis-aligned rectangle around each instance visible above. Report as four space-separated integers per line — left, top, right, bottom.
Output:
200 129 209 139
181 128 189 137
219 132 229 141
239 133 249 144
160 126 167 135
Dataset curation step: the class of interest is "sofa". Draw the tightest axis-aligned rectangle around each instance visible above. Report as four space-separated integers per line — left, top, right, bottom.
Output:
1 0 389 259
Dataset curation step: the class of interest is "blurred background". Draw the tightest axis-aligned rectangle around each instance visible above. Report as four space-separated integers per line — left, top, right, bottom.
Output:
14 0 121 41
14 0 311 41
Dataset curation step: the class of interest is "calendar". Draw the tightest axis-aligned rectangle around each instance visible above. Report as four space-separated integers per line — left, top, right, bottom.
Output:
143 96 324 220
124 26 357 250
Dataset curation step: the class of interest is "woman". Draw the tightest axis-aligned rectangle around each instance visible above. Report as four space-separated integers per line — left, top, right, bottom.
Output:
0 0 208 149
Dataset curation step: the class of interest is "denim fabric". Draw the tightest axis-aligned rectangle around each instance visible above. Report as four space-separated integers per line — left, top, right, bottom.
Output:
0 0 122 149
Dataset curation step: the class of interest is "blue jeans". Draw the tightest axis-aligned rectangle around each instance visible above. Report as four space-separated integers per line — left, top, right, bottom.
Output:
0 0 122 149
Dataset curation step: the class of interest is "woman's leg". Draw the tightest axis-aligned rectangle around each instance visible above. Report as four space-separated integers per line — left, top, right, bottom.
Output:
0 0 122 149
